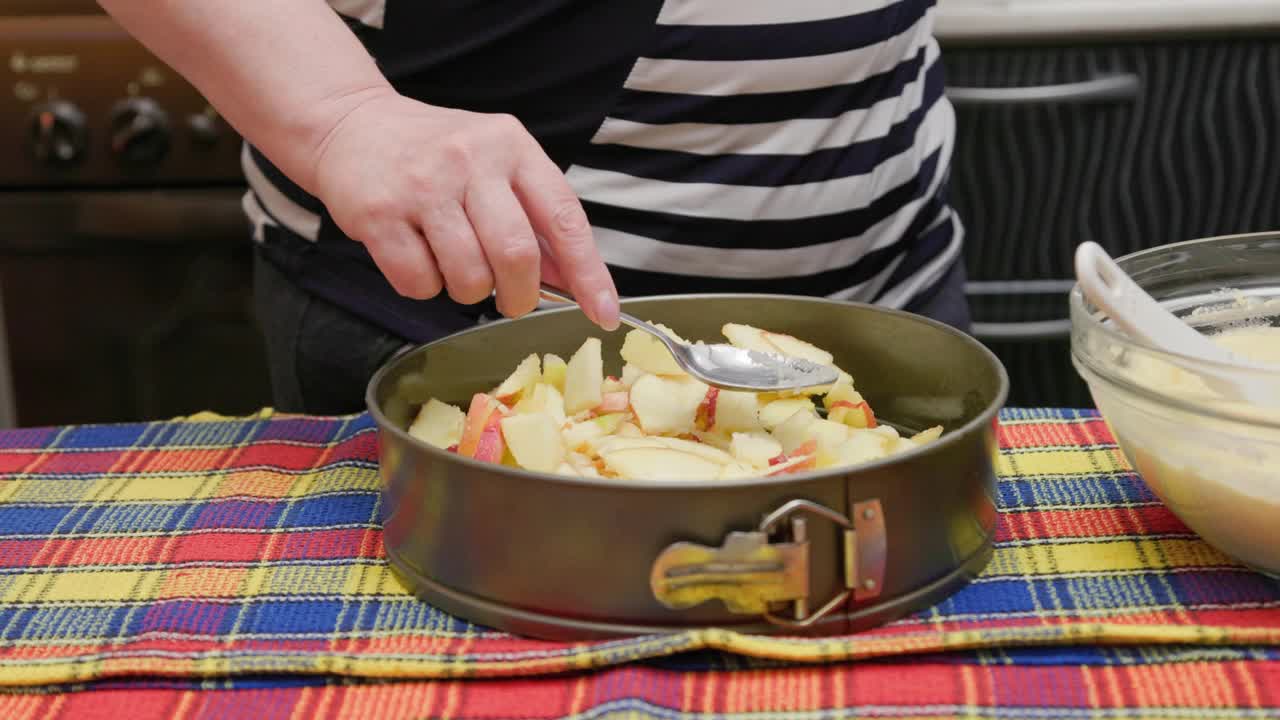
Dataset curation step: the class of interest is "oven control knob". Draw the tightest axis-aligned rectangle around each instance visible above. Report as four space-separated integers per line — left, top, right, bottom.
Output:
108 97 172 167
28 100 88 168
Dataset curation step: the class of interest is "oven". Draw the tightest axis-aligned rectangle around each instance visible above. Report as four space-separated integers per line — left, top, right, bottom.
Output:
0 0 272 427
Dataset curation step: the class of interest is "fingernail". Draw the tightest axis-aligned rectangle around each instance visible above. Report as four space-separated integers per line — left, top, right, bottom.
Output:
594 290 621 331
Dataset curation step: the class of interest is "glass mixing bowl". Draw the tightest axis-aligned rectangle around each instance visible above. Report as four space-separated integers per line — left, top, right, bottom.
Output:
1070 231 1280 578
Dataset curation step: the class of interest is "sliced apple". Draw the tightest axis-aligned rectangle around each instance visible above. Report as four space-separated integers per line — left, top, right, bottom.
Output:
759 397 818 430
629 374 706 435
562 420 606 452
829 399 877 429
694 387 718 431
554 462 581 477
620 324 689 376
493 353 541 402
563 338 604 415
731 432 783 467
766 453 817 476
762 331 834 366
620 363 646 388
591 412 629 435
651 436 736 465
766 368 855 400
500 412 567 472
911 425 944 446
773 408 820 454
541 353 568 392
696 387 761 434
693 429 733 451
602 377 628 395
719 461 759 480
616 421 644 438
721 323 782 356
598 391 630 414
600 446 723 481
470 412 506 463
722 323 834 366
834 430 892 467
807 419 850 452
407 398 466 449
457 393 503 458
590 435 666 456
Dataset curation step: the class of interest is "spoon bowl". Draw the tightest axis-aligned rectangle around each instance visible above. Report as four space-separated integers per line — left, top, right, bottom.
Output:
538 284 840 392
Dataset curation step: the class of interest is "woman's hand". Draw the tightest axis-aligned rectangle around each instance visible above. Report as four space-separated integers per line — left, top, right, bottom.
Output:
311 91 620 328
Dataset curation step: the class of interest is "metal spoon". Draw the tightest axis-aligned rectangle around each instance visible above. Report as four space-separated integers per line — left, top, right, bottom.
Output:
1075 241 1280 405
537 284 840 392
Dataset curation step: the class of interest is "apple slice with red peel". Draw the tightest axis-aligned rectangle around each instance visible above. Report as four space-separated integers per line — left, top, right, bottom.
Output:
457 393 503 458
620 324 689 376
563 338 604 415
696 387 761 434
500 411 566 472
600 446 724 481
602 377 627 395
407 398 466 449
829 400 877 429
766 453 816 476
598 391 630 414
629 374 706 435
694 387 718 431
493 353 541 402
470 411 506 463
759 397 817 430
823 380 863 409
730 432 783 467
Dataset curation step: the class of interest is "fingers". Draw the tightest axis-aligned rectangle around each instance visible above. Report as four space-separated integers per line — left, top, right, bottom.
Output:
514 158 619 331
360 221 443 300
464 181 541 318
417 199 495 305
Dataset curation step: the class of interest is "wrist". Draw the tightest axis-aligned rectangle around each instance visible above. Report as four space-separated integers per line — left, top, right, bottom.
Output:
290 83 400 195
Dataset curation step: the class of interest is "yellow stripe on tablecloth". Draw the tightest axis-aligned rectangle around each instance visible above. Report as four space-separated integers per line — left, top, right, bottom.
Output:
987 539 1237 576
2 570 166 603
995 448 1130 478
113 476 216 502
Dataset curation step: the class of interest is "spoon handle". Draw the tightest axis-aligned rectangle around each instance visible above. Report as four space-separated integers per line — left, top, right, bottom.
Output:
537 284 659 336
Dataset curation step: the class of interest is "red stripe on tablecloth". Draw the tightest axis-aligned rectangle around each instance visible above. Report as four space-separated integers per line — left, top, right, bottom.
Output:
6 659 1279 719
0 529 383 568
0 453 40 474
0 434 379 477
997 506 1192 541
998 419 1114 450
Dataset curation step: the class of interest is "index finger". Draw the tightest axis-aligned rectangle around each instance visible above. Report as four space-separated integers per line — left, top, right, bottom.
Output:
513 157 620 331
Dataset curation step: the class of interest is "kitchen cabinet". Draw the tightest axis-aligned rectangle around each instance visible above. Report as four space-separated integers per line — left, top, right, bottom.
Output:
940 33 1280 407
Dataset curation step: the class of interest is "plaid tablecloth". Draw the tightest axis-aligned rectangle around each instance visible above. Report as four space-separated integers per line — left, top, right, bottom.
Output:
0 408 1277 719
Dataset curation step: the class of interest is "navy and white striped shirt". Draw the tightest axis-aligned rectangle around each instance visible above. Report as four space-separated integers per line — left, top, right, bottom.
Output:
243 0 963 342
